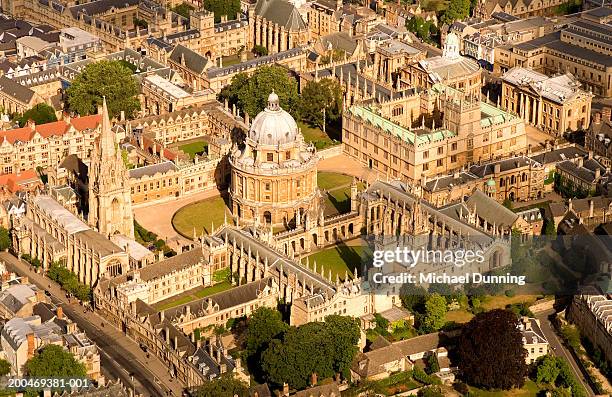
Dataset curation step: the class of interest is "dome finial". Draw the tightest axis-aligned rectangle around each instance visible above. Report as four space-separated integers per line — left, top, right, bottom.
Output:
268 90 280 111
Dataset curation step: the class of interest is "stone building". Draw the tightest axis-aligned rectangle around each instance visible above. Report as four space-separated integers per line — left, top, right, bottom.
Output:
501 67 592 135
13 194 129 285
474 0 566 19
495 19 612 97
0 114 102 174
568 285 612 366
0 75 44 114
556 156 609 197
373 40 425 86
168 45 211 92
342 83 527 184
307 0 382 39
519 317 549 364
87 99 134 239
400 32 481 97
586 112 612 167
248 0 310 54
229 92 319 226
422 155 546 206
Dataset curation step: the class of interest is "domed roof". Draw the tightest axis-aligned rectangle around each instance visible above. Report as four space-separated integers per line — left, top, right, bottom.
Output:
248 92 298 146
486 177 496 186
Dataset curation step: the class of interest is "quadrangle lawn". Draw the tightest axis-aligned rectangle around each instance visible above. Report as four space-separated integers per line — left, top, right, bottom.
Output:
317 171 353 191
469 380 542 397
154 280 233 311
179 141 208 159
172 195 231 237
298 121 339 150
302 245 370 281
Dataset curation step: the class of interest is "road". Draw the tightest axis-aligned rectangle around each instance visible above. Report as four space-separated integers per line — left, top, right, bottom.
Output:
535 309 594 396
0 252 182 397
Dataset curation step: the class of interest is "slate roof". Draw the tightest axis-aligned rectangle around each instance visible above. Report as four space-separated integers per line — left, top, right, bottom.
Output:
466 189 518 228
469 156 539 177
423 171 480 192
129 161 178 179
557 158 607 184
529 145 588 165
69 0 139 18
169 44 208 74
254 0 307 31
138 248 206 282
0 75 35 103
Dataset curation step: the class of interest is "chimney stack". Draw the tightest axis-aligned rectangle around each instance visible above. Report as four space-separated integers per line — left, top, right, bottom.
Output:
589 199 594 218
27 332 35 359
311 372 318 386
56 306 63 319
603 107 611 121
594 112 602 124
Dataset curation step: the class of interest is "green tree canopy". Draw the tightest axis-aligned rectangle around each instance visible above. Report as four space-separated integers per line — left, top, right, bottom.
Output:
245 307 289 379
418 293 447 333
299 78 343 130
0 227 11 251
400 283 428 313
203 0 241 22
25 344 86 377
441 0 470 24
0 359 10 376
457 309 527 390
195 374 249 397
171 2 194 19
18 103 57 127
260 315 360 390
219 66 299 118
66 60 140 119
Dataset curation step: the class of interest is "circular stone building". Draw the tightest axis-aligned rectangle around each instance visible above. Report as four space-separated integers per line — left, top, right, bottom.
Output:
229 92 319 226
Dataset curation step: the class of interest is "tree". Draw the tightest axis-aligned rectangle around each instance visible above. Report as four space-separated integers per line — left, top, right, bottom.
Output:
245 307 288 379
535 355 561 384
417 385 444 397
323 315 360 378
400 283 428 313
503 198 513 209
171 2 194 18
17 103 57 127
0 359 10 376
25 344 86 377
299 79 343 130
0 227 11 251
418 293 447 333
260 316 360 389
66 60 140 119
203 0 241 22
219 66 299 118
457 309 527 390
426 353 440 375
195 374 249 397
252 45 268 56
441 0 470 24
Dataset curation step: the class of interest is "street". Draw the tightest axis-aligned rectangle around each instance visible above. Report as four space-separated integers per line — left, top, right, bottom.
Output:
0 252 183 397
535 309 594 396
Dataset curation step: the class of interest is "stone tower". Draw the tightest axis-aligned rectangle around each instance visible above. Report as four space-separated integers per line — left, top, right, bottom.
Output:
88 98 134 239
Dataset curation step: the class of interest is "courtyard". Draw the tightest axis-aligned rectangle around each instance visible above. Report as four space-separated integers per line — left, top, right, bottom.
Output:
301 240 370 281
177 138 208 159
172 195 232 238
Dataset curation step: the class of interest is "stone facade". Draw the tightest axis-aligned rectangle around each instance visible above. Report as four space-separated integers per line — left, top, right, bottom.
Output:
501 67 592 135
342 84 527 184
230 93 319 226
87 99 134 239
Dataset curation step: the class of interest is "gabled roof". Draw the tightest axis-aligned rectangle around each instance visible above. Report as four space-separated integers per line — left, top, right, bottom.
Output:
254 0 307 31
0 114 101 145
0 75 35 103
169 44 209 75
467 189 518 228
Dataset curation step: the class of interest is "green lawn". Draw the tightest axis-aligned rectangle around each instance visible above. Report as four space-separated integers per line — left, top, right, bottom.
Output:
172 195 231 238
194 281 232 298
179 141 208 159
298 121 337 150
221 55 241 67
317 171 353 190
469 380 542 396
302 245 369 281
154 280 233 311
445 309 474 324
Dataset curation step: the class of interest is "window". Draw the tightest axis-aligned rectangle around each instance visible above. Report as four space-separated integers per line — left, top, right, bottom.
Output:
285 151 291 160
265 183 271 190
267 153 273 161
437 147 443 155
423 163 429 171
450 155 457 163
451 142 457 151
437 159 443 167
423 150 429 159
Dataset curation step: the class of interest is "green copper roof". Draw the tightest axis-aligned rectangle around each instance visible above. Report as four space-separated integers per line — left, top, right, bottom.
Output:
347 106 456 145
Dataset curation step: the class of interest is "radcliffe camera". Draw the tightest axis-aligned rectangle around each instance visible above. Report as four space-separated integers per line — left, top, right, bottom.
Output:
0 0 608 396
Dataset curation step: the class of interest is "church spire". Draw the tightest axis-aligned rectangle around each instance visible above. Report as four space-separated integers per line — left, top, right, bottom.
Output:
99 96 115 160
